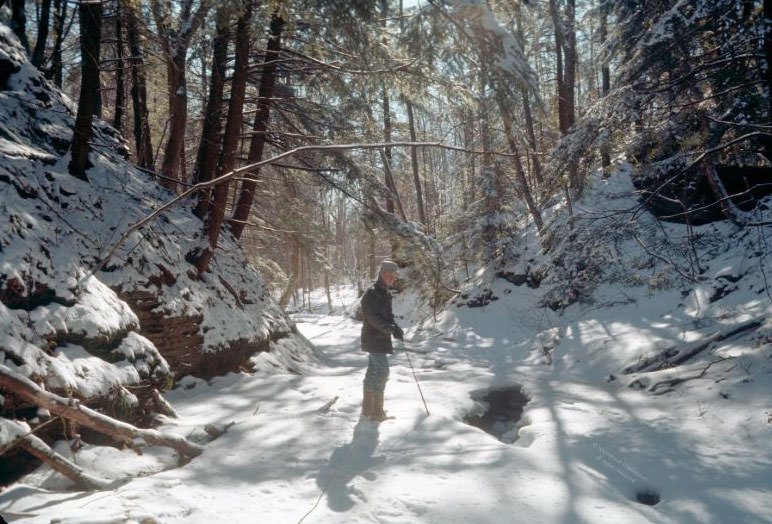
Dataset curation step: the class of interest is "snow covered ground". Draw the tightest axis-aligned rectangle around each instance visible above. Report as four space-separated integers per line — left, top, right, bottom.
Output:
1 279 770 523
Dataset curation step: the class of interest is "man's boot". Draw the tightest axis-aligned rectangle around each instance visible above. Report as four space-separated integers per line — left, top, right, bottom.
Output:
371 391 388 422
361 388 373 419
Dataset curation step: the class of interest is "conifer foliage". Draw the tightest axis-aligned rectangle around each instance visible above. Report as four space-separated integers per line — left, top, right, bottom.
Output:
3 0 769 300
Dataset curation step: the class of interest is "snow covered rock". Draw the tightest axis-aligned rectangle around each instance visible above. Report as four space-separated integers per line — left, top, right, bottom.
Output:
0 22 313 415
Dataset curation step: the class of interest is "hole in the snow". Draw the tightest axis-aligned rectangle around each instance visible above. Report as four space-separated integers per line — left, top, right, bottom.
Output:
464 385 529 443
635 489 661 506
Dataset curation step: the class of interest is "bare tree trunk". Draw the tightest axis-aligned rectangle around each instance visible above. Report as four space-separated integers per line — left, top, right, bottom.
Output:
479 54 491 168
229 11 284 240
124 2 153 171
498 95 545 239
564 0 576 131
599 0 611 170
379 0 396 219
382 85 396 214
46 0 66 87
381 148 408 221
159 52 187 192
405 98 427 226
763 0 772 162
550 0 580 199
112 1 125 134
68 0 102 181
511 3 544 188
10 0 30 53
279 234 300 308
0 365 202 461
565 0 578 193
368 228 376 280
153 0 210 193
31 0 51 68
463 107 475 211
196 1 254 274
550 0 566 133
521 88 543 185
192 7 230 202
322 194 334 313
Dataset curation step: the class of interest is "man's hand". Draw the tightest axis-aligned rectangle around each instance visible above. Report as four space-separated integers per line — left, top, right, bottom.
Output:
391 324 404 340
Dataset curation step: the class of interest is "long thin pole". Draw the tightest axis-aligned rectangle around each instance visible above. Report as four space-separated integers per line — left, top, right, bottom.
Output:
402 344 430 416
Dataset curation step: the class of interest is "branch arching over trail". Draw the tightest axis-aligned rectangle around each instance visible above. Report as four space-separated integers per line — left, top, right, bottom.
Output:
86 141 519 281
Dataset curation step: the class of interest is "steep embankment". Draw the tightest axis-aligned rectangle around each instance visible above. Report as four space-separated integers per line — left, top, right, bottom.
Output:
0 24 313 430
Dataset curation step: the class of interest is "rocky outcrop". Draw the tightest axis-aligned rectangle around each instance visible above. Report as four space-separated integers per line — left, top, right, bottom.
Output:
0 22 313 432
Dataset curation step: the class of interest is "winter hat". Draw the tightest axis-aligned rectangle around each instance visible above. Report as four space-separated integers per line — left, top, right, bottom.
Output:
379 260 399 273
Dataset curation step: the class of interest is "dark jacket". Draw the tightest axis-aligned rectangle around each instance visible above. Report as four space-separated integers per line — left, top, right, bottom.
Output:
360 278 394 354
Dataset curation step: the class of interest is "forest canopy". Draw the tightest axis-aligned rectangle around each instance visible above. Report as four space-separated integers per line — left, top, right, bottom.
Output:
3 0 770 304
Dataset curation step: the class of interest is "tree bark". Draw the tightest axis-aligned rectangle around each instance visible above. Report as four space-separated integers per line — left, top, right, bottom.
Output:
159 52 187 191
10 0 30 53
564 0 577 131
196 1 254 274
68 0 102 181
112 1 125 134
0 365 202 461
279 233 300 308
125 1 153 171
228 11 285 240
31 0 51 68
763 0 772 162
153 0 211 192
498 95 545 239
550 0 580 198
478 51 491 168
550 0 566 134
521 87 543 185
191 7 230 207
405 98 427 226
513 4 543 187
47 0 66 87
599 0 611 169
379 0 396 218
565 0 578 193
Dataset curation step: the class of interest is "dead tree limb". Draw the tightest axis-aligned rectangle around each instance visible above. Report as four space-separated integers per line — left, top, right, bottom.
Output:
0 365 202 461
151 388 178 418
703 161 754 226
1 419 111 490
649 357 729 395
85 140 518 282
623 318 763 374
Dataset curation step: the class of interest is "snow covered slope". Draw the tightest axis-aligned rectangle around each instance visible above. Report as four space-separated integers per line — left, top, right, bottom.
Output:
2 265 769 523
0 22 313 414
1 12 771 523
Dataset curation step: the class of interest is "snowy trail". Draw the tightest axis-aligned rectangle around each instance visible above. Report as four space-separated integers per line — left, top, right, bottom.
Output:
2 292 771 523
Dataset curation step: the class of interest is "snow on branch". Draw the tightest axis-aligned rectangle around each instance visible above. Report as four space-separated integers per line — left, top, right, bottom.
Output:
88 141 519 282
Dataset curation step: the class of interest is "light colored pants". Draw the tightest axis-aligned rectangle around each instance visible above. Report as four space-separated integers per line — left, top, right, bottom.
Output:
363 353 389 393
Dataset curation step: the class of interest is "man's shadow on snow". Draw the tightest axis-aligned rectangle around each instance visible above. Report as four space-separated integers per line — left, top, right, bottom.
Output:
315 419 383 512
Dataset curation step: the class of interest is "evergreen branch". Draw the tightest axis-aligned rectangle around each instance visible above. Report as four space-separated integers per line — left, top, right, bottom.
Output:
283 48 416 75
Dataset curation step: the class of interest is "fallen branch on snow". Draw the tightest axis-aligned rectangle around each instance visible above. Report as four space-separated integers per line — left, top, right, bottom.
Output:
648 357 729 395
622 318 763 374
0 365 202 462
1 419 111 490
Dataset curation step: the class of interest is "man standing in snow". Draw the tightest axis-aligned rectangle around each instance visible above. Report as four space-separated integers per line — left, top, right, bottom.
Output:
360 260 404 422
